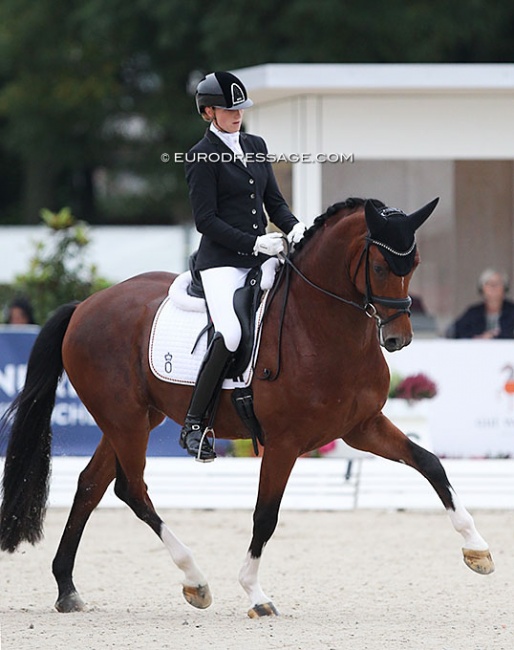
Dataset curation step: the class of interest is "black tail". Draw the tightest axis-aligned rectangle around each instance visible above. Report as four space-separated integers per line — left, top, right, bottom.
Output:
0 302 78 552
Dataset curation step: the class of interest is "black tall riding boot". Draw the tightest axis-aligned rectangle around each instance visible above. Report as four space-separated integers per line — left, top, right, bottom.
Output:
179 333 233 462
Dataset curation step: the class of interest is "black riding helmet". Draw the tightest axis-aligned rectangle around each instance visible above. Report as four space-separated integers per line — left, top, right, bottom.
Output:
195 71 253 114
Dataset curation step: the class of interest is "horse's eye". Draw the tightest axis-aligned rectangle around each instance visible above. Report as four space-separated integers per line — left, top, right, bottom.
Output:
373 264 387 278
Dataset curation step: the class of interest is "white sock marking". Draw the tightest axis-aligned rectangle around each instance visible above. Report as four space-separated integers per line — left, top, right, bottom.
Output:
160 523 207 587
239 551 271 607
448 488 488 550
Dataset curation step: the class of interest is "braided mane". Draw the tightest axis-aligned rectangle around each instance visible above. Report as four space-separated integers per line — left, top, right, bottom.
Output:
292 197 385 256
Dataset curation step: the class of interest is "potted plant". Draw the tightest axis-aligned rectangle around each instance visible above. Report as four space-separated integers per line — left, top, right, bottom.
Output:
388 371 437 402
384 371 438 449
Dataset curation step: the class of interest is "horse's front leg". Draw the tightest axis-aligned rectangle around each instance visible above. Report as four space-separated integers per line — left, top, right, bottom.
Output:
239 446 297 618
346 414 495 575
403 435 494 574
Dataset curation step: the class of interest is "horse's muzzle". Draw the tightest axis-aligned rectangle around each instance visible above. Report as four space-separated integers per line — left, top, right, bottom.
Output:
382 330 413 352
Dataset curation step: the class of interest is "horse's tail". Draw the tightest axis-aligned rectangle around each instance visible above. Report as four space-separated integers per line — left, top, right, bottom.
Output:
0 302 78 553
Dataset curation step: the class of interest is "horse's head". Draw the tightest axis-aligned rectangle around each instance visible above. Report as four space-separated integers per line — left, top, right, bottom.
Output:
288 196 438 352
353 197 439 352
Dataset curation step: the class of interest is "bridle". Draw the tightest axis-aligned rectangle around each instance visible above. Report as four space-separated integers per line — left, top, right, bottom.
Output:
360 236 413 326
279 234 413 330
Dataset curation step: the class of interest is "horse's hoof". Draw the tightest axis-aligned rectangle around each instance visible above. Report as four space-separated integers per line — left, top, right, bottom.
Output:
462 548 495 575
247 602 279 618
182 583 212 609
55 591 86 613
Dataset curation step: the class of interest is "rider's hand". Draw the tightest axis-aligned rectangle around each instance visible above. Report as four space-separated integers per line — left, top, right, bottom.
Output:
253 232 285 257
287 221 307 245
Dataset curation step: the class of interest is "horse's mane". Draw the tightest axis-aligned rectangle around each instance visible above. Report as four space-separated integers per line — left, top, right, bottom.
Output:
292 197 386 256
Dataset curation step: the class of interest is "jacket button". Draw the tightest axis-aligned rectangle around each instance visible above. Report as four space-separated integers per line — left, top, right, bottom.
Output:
249 178 254 184
250 193 255 199
253 224 258 229
251 209 256 214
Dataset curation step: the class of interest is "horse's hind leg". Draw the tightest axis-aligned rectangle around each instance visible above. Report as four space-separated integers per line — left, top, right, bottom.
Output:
53 436 117 612
110 425 211 610
347 415 494 575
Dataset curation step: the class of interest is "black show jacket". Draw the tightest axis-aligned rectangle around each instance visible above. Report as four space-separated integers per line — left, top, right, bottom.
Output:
185 128 298 271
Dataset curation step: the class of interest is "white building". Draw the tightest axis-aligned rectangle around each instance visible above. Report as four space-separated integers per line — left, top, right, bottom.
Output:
236 63 514 330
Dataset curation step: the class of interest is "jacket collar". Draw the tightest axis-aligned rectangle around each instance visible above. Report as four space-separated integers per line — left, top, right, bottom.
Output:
204 128 252 174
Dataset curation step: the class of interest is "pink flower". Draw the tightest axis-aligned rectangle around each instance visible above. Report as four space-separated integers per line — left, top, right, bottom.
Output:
392 373 437 401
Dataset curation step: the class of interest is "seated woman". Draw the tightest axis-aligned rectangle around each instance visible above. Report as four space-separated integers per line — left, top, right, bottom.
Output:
447 268 514 339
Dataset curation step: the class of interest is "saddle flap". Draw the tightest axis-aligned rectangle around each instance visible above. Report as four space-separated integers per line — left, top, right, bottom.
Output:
230 267 263 380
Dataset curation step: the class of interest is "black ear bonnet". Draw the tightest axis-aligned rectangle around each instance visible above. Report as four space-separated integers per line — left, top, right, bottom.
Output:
364 198 439 276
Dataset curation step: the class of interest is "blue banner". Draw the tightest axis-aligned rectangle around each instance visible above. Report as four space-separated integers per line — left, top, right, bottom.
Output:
0 327 187 457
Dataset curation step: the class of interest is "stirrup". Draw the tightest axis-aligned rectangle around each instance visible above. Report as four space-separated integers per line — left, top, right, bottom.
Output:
180 423 217 463
196 427 216 463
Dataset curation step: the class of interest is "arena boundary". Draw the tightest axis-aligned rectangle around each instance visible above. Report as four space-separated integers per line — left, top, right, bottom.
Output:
17 456 514 511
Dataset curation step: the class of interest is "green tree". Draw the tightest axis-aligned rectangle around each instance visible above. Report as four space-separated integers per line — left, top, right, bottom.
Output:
0 0 196 225
13 207 111 324
1 0 514 226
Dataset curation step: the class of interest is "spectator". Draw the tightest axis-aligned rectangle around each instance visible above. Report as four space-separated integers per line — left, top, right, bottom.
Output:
4 296 36 325
447 269 514 339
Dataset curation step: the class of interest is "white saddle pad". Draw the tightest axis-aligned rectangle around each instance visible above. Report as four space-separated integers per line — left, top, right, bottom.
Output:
148 271 269 389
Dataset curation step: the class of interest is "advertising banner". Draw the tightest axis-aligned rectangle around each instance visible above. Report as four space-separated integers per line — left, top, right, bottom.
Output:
385 339 514 458
0 327 185 457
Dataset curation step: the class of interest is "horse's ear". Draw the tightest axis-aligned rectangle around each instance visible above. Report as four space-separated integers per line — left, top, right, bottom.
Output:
409 197 439 231
365 199 387 234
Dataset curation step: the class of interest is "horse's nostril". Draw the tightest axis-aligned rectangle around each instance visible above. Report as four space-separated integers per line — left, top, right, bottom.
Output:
384 335 412 352
384 338 400 352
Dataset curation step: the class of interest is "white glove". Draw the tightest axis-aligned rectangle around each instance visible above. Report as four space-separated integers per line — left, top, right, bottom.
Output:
253 232 285 256
287 221 307 245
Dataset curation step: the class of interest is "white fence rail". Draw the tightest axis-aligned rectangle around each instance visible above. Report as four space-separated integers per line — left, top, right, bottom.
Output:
1 457 509 512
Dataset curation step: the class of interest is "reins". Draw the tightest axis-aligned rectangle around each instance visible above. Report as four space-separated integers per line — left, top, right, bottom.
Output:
282 235 412 327
256 253 291 381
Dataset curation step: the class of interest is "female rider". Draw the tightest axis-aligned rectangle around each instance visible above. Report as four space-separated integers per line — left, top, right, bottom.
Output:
180 71 306 461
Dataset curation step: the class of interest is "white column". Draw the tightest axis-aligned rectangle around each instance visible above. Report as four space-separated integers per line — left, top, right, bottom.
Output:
292 96 323 224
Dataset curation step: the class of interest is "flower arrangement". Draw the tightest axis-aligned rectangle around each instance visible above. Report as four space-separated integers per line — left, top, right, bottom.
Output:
388 371 437 402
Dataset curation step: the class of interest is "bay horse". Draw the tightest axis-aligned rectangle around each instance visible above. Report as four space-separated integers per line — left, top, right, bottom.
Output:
0 197 494 618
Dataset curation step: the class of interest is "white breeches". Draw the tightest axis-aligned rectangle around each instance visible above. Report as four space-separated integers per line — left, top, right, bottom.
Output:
200 266 252 352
